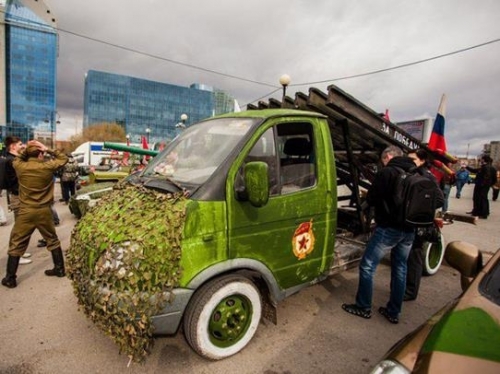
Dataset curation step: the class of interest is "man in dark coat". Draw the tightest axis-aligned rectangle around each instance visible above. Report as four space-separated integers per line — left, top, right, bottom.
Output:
342 146 416 324
467 155 497 219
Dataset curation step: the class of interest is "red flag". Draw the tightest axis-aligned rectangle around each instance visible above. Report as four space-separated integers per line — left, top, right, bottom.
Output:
383 109 390 121
428 94 452 183
141 135 149 150
141 136 150 163
428 94 447 152
122 137 130 166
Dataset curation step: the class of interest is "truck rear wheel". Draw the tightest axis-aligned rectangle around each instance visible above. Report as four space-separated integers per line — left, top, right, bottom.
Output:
423 233 445 276
183 275 262 360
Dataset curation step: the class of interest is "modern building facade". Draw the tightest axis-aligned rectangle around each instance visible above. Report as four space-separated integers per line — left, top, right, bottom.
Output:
0 0 58 147
83 70 238 144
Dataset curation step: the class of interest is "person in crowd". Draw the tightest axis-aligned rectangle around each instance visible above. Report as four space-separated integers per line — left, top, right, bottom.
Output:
439 165 454 213
492 169 500 202
60 154 79 204
404 149 444 301
0 179 6 225
4 137 33 264
454 162 470 199
342 146 416 324
1 140 68 289
466 155 497 219
0 201 6 226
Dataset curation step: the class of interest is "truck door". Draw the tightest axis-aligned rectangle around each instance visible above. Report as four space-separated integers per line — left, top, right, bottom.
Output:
227 118 336 290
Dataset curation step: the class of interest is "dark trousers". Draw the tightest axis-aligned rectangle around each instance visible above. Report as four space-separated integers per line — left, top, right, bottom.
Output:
8 206 61 256
472 185 491 217
405 237 424 300
61 181 76 203
493 187 499 201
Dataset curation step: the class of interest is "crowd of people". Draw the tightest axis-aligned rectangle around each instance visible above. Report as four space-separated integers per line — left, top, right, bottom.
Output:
342 145 498 324
1 137 498 321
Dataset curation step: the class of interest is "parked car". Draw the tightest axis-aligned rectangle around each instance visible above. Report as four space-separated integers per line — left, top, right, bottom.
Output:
371 241 500 374
68 182 115 219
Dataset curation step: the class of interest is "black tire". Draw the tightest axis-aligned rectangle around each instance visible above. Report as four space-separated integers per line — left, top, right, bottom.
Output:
183 275 262 360
423 233 446 276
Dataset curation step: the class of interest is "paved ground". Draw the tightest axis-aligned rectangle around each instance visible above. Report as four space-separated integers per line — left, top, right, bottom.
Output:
0 183 498 374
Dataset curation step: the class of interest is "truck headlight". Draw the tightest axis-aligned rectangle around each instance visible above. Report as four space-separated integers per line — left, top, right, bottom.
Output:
370 359 410 374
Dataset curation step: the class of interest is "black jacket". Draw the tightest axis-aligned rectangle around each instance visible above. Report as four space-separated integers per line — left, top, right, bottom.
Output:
5 152 19 195
367 156 416 231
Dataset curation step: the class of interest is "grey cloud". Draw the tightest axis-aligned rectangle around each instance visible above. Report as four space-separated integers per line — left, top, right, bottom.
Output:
46 0 500 156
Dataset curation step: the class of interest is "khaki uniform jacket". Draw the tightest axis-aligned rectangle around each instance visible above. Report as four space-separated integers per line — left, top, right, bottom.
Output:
13 150 68 208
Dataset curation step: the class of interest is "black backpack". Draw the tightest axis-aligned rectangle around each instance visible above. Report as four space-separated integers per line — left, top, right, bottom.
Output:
394 167 438 227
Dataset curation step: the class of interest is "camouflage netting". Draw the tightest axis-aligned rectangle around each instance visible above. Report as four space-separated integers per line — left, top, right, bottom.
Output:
66 182 187 362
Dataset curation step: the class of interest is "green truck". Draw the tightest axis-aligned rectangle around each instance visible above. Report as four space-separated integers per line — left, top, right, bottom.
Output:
68 85 452 362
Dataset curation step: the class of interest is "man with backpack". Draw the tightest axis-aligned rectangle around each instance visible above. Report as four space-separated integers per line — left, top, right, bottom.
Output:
404 149 444 301
342 146 418 324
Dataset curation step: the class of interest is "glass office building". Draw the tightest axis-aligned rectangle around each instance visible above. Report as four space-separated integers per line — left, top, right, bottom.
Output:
0 0 58 146
83 70 237 144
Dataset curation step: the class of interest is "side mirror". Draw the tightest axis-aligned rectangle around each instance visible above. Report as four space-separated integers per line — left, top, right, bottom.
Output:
445 241 483 291
244 161 269 207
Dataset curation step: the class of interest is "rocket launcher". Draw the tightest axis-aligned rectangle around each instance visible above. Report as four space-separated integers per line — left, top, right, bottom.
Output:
103 142 159 157
432 159 455 176
429 148 458 164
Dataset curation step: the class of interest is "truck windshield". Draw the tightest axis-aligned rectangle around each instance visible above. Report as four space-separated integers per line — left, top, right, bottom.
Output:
142 117 257 185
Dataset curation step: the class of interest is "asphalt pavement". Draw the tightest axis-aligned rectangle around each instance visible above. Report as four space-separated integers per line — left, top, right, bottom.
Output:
0 183 498 374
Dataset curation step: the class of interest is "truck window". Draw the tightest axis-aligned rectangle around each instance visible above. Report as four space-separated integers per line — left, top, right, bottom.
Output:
277 122 316 194
244 128 279 195
235 121 317 198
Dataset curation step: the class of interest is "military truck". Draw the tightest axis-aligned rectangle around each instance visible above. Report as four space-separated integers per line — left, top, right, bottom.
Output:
68 84 459 362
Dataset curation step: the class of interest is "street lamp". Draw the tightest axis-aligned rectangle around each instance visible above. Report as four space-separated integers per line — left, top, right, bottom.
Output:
145 128 151 144
175 113 188 130
44 111 60 148
279 74 291 107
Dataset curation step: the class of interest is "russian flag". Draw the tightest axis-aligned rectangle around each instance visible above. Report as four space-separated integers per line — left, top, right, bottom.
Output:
428 94 447 152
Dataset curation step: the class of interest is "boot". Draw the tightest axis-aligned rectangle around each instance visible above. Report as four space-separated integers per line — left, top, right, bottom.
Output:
1 256 20 288
45 248 66 277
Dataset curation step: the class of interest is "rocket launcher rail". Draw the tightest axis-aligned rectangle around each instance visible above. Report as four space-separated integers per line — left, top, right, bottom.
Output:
103 142 159 157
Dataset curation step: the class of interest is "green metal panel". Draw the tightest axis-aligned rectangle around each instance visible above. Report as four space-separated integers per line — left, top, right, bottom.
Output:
422 307 500 363
178 200 228 286
226 115 337 290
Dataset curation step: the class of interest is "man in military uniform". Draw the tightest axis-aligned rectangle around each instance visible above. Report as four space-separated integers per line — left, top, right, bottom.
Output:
2 140 68 288
4 136 33 264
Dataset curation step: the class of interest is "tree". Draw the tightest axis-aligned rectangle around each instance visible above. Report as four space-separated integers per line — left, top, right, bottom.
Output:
68 123 126 152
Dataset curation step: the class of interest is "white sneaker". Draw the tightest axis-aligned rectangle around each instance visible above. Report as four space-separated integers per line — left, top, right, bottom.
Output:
22 252 32 258
19 257 33 265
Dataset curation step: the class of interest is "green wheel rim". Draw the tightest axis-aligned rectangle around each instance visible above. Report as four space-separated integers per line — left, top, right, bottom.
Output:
208 295 253 348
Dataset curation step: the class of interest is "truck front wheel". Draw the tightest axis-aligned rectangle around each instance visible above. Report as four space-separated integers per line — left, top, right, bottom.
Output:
423 233 446 276
183 275 262 360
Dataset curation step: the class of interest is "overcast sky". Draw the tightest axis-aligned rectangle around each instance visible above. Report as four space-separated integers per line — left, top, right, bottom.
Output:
44 0 500 157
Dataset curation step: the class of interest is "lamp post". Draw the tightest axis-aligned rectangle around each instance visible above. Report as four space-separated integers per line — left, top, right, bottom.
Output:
279 74 291 107
146 128 151 144
44 111 60 149
175 113 188 130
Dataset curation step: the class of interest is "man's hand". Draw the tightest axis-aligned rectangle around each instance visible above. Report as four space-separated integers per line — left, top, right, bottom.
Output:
27 140 48 152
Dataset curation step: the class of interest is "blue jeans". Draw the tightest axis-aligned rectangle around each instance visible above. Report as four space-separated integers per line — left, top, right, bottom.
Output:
355 226 415 317
442 184 451 212
455 180 466 198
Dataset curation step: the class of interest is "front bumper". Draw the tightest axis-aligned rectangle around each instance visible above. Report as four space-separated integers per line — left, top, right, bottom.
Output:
151 288 194 335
